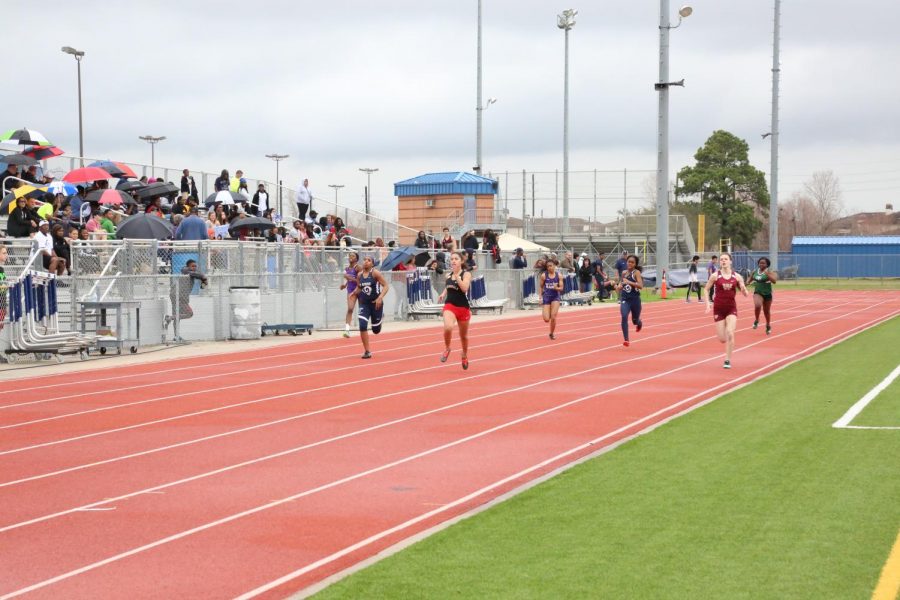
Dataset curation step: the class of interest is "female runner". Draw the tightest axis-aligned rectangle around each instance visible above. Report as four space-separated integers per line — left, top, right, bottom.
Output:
350 256 389 359
540 258 564 340
339 251 361 338
437 251 472 370
616 255 644 347
704 252 749 368
750 256 777 334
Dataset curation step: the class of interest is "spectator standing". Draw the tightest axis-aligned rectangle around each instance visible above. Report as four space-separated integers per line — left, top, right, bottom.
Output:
180 169 198 199
251 184 269 216
229 170 244 193
577 253 593 292
295 177 312 220
482 229 501 265
175 206 209 240
510 248 527 269
461 230 479 253
440 227 456 252
615 250 629 278
686 255 702 302
559 251 575 272
707 255 718 301
214 169 230 192
165 259 208 333
593 252 612 301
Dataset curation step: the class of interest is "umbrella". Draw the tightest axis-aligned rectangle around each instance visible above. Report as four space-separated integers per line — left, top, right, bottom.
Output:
136 181 178 200
86 189 134 206
88 160 137 179
46 180 78 196
204 190 244 207
378 246 430 271
0 128 52 147
227 216 276 232
63 166 113 183
22 145 64 160
115 213 172 240
116 179 145 192
0 153 37 166
1 185 48 213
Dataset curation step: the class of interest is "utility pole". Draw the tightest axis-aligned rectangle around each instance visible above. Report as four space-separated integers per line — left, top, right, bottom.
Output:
768 0 781 271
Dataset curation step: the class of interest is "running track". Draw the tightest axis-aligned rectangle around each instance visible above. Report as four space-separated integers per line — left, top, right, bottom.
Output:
0 291 897 599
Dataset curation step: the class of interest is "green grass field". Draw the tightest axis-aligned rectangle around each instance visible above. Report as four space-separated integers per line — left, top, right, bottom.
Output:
314 316 900 599
850 374 900 428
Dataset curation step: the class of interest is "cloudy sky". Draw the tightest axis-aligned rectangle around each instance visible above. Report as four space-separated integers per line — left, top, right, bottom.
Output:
8 0 900 220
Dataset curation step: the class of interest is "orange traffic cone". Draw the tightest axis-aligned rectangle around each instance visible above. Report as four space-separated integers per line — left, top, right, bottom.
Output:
660 270 668 299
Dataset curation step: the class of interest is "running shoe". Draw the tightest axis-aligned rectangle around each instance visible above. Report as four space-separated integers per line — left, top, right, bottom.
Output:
766 325 771 335
342 330 351 338
549 333 556 340
635 321 643 333
723 360 731 369
753 321 758 330
361 351 372 359
623 340 630 347
461 356 469 370
440 348 451 363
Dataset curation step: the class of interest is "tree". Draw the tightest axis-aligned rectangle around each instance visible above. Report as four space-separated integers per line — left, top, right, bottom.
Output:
676 130 769 248
803 170 844 234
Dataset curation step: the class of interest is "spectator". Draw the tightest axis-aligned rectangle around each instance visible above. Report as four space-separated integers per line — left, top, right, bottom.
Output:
427 251 446 275
251 183 269 216
33 220 66 275
165 259 208 330
464 248 478 271
615 250 629 278
577 253 593 292
510 247 527 269
295 177 312 220
98 208 117 239
51 224 71 275
306 209 318 225
238 179 251 205
324 230 339 247
560 251 575 272
175 206 209 241
145 198 164 219
593 252 612 301
439 227 456 252
461 230 479 252
180 169 198 199
482 229 500 265
230 170 244 193
214 169 230 192
171 196 187 216
7 197 36 237
707 255 718 301
21 165 40 184
0 163 18 190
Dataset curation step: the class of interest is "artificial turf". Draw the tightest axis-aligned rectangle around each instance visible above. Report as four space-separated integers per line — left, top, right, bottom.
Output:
850 372 900 428
313 316 900 599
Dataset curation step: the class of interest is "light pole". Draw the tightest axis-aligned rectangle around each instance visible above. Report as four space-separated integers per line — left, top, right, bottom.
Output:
138 135 166 178
475 97 497 174
768 0 781 271
655 3 692 280
558 9 577 238
359 167 378 222
265 153 289 217
328 184 344 214
474 0 498 174
61 46 85 166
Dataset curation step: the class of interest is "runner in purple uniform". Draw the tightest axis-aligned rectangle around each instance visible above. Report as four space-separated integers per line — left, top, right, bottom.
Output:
340 252 361 338
540 259 564 340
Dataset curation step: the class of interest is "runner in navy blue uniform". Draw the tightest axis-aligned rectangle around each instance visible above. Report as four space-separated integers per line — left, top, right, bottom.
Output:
437 251 473 370
540 258 564 340
350 256 389 359
616 255 644 347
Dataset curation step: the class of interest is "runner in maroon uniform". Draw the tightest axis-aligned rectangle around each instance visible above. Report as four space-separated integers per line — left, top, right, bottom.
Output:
704 252 748 369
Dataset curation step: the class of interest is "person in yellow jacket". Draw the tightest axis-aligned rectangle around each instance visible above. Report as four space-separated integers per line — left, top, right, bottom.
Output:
229 169 244 192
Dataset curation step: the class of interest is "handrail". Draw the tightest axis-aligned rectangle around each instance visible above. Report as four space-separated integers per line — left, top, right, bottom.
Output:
78 245 121 301
97 271 122 303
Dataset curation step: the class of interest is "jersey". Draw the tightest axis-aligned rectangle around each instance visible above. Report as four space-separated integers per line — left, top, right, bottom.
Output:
620 270 641 300
751 268 773 296
542 272 561 304
712 271 739 321
345 265 358 294
444 272 470 308
357 270 380 304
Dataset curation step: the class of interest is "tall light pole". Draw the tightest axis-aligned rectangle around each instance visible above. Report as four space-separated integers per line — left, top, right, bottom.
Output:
359 167 378 222
328 184 344 214
61 46 85 166
768 0 781 271
474 0 498 174
558 9 577 237
655 3 692 280
475 98 497 174
138 135 166 178
265 153 289 217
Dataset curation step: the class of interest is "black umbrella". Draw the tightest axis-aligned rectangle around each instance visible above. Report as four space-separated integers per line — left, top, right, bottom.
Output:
204 190 244 207
136 181 178 200
116 179 145 192
228 216 277 232
378 246 430 271
1 153 37 166
115 213 173 240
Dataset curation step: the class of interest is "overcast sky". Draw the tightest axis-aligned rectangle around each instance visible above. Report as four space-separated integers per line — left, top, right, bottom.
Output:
8 0 900 220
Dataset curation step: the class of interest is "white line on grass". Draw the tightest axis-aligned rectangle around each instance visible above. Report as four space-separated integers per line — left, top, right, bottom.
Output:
832 363 900 429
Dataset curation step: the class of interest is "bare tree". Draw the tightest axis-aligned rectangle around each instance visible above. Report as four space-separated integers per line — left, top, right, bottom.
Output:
803 170 844 234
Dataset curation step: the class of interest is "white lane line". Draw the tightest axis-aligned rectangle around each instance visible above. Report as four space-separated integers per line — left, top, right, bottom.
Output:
832 363 900 428
0 303 696 454
5 305 892 600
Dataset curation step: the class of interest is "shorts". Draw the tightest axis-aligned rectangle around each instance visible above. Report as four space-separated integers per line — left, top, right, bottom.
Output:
754 291 772 301
358 301 383 333
541 293 561 306
713 303 738 322
443 303 471 322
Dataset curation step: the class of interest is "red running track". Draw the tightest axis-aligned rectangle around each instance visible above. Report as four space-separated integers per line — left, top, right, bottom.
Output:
0 291 897 599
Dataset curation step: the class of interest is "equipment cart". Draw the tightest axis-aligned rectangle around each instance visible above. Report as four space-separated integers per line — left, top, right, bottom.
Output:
78 300 142 355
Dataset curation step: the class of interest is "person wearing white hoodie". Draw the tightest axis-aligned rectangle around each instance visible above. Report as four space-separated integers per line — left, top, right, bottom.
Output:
295 177 312 220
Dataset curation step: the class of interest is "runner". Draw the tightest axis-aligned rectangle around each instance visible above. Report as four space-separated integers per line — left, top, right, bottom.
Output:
685 255 702 302
540 258 563 340
616 255 644 347
750 256 777 334
350 255 389 359
437 250 472 370
339 251 361 338
705 252 749 369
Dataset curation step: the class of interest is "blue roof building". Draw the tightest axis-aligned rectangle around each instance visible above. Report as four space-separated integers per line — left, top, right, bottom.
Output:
790 236 900 277
394 172 499 197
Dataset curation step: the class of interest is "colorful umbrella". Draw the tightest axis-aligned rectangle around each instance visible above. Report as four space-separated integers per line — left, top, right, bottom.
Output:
22 145 64 160
1 185 48 213
63 166 113 183
46 180 78 196
0 128 52 147
0 153 37 166
88 160 137 179
86 189 134 206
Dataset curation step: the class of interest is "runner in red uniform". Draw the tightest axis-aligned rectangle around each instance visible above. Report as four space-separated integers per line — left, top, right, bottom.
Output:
704 252 748 369
437 251 473 370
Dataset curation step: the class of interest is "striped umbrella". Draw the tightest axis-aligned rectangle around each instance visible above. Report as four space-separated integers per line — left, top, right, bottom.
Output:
1 185 48 213
46 180 78 196
22 145 64 160
86 189 134 206
63 166 113 183
0 128 52 147
88 160 137 179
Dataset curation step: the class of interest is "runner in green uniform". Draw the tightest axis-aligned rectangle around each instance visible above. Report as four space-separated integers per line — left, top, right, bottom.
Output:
750 256 777 334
